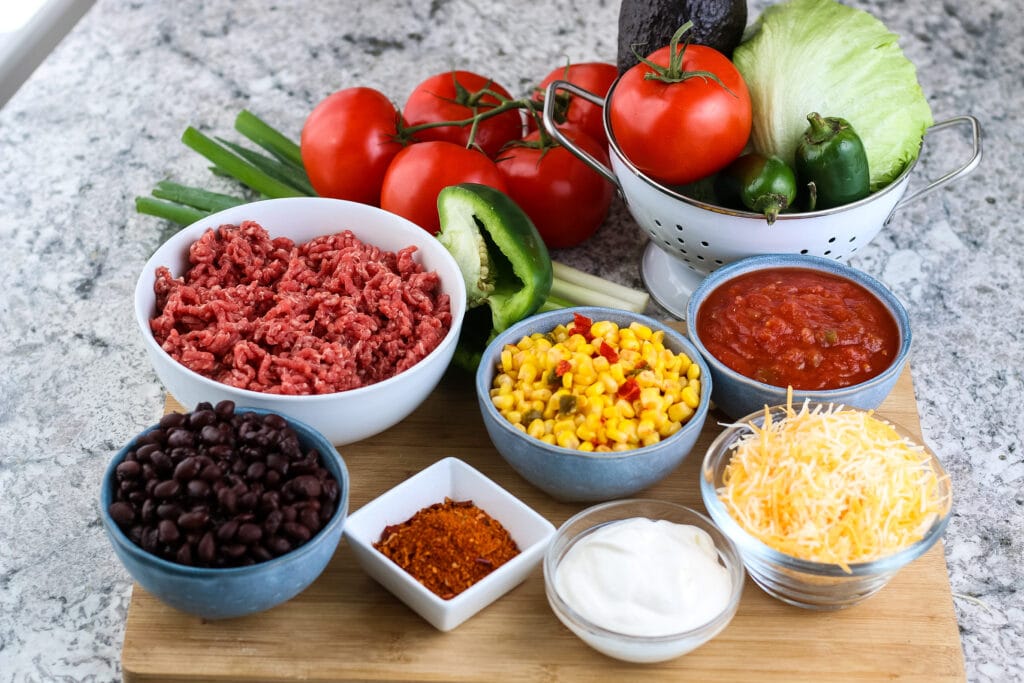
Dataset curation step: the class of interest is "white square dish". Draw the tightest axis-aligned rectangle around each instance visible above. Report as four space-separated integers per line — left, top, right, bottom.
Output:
342 456 556 631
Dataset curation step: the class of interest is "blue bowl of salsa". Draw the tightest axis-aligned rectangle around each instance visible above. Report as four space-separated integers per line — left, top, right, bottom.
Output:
685 254 911 420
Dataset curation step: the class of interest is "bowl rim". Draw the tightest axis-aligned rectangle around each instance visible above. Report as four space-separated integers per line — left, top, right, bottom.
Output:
684 253 912 398
133 196 467 404
475 306 712 461
99 406 350 577
543 498 745 642
698 403 953 578
600 76 919 221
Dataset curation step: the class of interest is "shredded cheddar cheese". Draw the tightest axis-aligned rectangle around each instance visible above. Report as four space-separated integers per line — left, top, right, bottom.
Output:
718 401 949 573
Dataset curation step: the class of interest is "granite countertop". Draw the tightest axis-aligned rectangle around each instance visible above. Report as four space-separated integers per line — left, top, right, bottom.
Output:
1 0 1020 680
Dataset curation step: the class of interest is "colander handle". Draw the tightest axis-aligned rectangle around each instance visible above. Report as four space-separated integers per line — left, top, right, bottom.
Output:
892 115 983 212
541 80 622 189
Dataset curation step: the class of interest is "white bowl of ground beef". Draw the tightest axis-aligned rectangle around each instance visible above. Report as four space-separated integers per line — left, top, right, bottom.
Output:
135 197 467 445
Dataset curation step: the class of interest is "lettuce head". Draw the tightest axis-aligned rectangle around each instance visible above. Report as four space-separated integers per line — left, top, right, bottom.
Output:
733 0 933 191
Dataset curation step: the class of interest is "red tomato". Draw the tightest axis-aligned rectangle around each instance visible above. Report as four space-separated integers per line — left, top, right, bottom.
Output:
300 87 405 205
608 44 751 186
380 141 508 235
402 70 523 158
496 128 614 249
531 62 617 147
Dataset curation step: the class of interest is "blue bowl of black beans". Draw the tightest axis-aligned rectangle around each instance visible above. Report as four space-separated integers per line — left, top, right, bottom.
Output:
100 400 349 619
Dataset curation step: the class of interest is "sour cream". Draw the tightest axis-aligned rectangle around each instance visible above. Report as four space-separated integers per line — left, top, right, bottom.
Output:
553 517 732 637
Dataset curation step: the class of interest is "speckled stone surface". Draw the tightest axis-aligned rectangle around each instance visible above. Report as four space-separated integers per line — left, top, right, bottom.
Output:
0 0 1020 680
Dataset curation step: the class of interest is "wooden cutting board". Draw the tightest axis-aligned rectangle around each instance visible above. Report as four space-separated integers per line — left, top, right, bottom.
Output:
121 331 966 682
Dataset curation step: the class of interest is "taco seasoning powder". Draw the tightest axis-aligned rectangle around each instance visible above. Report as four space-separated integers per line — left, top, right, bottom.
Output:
374 498 521 599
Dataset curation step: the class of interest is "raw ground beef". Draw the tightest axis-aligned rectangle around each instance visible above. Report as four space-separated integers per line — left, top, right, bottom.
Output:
150 221 452 395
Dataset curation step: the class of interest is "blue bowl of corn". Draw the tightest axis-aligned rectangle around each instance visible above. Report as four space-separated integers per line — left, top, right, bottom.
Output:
475 307 712 502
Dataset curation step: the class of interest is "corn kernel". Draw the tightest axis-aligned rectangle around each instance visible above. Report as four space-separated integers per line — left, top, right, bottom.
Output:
492 394 515 411
687 362 701 380
681 385 700 409
668 401 694 423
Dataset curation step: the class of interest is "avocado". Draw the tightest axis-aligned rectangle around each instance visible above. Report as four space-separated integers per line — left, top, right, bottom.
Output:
617 0 748 73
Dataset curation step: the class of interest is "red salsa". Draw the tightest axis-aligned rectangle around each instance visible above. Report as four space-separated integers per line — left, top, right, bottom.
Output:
696 268 900 390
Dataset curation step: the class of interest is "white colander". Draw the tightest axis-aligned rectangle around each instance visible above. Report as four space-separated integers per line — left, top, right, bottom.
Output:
543 80 982 318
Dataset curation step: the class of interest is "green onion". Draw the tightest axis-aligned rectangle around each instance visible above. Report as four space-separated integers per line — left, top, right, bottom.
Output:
181 126 306 199
542 261 650 313
234 109 305 169
135 197 209 225
151 181 247 212
216 138 315 196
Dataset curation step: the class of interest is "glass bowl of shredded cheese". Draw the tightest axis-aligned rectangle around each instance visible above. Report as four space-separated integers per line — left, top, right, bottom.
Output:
699 400 952 610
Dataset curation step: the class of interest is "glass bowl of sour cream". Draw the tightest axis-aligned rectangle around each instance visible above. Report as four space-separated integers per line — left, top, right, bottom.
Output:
543 499 744 663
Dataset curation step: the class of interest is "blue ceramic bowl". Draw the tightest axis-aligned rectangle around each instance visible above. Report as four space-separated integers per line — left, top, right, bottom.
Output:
100 408 349 620
475 307 711 502
685 254 912 420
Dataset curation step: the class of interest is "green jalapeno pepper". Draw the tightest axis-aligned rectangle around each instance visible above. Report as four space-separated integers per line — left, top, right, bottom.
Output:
795 112 871 211
436 183 553 370
715 153 797 225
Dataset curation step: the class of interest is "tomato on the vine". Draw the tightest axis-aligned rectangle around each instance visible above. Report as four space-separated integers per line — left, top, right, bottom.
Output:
402 70 523 158
496 127 614 249
300 87 405 205
380 141 508 235
609 26 751 186
531 62 618 147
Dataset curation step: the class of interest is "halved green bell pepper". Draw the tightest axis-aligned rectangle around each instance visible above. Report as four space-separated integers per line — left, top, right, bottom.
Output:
436 183 554 370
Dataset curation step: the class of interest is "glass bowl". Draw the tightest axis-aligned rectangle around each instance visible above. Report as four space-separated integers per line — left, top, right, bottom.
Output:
543 499 744 663
700 403 953 610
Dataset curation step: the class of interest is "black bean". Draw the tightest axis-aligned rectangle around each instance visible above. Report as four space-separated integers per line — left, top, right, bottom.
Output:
150 449 173 475
166 429 195 449
199 464 224 483
176 543 193 566
128 491 146 506
135 443 159 462
109 501 135 526
116 460 142 479
266 535 291 556
186 479 210 499
251 545 273 562
283 522 311 543
200 424 223 445
222 543 247 559
290 475 321 499
237 523 263 545
214 400 235 419
156 503 183 520
137 429 166 446
140 498 156 523
119 479 139 494
152 479 180 499
263 509 282 536
264 470 282 489
173 457 201 482
158 519 180 544
207 444 233 459
169 446 196 462
263 413 287 431
178 510 209 530
217 519 240 542
260 491 280 512
322 479 339 503
159 412 187 430
198 531 216 563
299 508 321 533
238 491 259 512
246 461 266 481
282 505 298 523
320 503 336 525
189 409 217 429
142 527 160 552
266 453 289 474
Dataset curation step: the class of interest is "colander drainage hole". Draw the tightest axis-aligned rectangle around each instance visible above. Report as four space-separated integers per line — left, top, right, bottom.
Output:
828 236 837 243
654 219 662 227
800 249 809 254
675 224 684 231
701 240 710 247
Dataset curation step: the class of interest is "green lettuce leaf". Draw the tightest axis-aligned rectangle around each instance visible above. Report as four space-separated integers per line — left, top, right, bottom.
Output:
733 0 933 191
